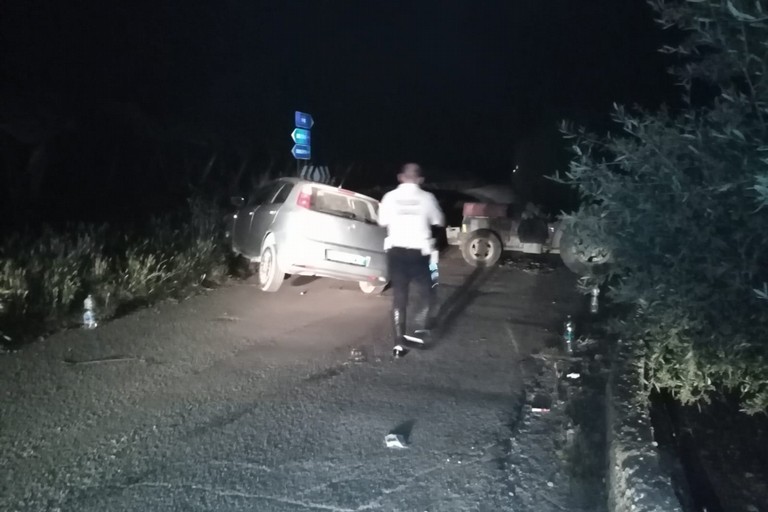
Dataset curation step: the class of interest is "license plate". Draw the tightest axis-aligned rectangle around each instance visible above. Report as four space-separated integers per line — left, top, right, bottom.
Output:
326 250 369 267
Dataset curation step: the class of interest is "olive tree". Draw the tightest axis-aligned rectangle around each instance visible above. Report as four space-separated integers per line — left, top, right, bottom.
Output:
559 0 768 413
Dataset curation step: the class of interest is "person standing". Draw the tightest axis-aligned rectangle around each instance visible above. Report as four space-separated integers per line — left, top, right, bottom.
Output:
378 163 445 357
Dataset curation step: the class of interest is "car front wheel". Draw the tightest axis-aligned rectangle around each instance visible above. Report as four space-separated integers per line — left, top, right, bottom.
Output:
258 244 285 292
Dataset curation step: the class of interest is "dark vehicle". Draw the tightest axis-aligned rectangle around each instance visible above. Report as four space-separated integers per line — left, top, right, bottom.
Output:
447 202 610 276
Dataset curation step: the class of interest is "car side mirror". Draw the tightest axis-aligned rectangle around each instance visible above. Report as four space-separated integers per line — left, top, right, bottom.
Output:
230 196 245 208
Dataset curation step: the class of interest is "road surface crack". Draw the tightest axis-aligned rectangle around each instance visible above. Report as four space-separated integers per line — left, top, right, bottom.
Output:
63 355 146 365
207 460 273 472
129 481 358 511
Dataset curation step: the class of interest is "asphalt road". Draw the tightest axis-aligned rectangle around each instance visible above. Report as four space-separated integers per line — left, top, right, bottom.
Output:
0 249 583 512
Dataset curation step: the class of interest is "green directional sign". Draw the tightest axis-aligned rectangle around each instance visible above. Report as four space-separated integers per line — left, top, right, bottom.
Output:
292 128 311 145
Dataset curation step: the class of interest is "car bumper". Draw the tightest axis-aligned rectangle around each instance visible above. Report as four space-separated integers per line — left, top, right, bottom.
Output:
280 240 388 284
286 264 388 284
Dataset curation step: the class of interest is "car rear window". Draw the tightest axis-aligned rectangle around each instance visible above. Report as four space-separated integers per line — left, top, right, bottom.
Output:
310 187 378 224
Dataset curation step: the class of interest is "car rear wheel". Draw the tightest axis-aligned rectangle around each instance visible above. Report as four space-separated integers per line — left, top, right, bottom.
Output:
258 244 285 292
461 230 502 267
359 281 387 295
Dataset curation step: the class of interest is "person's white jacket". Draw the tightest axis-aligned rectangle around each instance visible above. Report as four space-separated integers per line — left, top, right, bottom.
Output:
378 183 445 255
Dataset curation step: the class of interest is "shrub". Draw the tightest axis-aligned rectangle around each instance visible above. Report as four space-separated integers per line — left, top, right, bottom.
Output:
558 0 768 414
0 197 228 343
0 260 29 317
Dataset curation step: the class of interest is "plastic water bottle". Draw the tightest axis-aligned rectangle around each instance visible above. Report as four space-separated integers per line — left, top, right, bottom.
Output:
564 315 575 354
83 295 97 329
429 261 439 285
590 286 600 314
429 248 439 287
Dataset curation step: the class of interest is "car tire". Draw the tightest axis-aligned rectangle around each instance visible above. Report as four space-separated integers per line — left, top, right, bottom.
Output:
558 228 611 276
257 244 285 292
460 230 503 267
359 281 387 295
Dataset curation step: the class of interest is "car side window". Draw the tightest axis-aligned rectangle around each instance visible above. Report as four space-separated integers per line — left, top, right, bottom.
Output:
271 183 294 204
248 182 281 207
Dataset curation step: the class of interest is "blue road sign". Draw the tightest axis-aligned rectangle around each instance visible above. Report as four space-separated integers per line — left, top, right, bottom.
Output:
291 128 311 144
292 144 312 160
295 111 314 129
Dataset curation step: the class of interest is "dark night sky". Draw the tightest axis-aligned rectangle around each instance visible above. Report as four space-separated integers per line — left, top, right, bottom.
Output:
1 0 679 190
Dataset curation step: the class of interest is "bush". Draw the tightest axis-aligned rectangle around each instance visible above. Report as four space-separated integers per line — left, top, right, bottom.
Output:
0 260 29 317
0 197 228 343
558 0 768 414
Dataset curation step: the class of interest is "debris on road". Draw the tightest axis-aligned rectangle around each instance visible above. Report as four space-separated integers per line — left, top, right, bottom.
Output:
501 255 557 274
529 392 553 414
384 433 409 449
214 314 240 322
348 347 367 364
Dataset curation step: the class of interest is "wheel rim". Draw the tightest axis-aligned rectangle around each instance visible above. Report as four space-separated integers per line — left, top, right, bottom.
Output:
470 238 494 261
259 248 273 285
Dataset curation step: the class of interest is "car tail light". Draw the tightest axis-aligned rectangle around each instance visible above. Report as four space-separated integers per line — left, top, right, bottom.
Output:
296 186 312 209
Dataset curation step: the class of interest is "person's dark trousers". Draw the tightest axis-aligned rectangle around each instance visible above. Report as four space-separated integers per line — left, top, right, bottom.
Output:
387 247 436 346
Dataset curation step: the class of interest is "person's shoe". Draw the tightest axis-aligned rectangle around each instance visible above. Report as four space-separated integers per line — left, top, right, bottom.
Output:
405 329 431 346
403 334 424 344
392 344 409 358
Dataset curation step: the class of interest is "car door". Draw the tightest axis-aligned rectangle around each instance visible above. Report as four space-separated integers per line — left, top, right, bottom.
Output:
249 181 294 256
232 182 283 258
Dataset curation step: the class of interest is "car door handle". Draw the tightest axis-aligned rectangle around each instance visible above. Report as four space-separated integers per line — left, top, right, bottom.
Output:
249 211 255 216
268 210 277 215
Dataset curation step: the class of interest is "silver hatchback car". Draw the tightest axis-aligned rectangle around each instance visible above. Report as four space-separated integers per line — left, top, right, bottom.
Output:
225 178 389 294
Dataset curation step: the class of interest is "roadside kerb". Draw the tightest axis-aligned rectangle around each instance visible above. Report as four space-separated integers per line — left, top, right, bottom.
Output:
606 338 683 512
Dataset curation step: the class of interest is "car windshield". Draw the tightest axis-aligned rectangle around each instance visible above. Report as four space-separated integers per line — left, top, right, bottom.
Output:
310 188 378 224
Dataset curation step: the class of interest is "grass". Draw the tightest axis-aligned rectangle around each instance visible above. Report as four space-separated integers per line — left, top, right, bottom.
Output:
0 197 229 346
